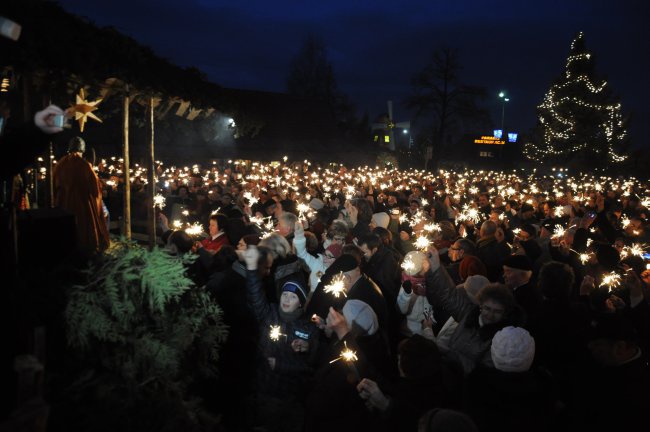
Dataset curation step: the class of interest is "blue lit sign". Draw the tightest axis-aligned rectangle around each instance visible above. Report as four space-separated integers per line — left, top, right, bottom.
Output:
493 129 503 139
508 133 518 143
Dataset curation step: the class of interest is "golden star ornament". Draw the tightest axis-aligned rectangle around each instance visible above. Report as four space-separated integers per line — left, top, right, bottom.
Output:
69 88 102 132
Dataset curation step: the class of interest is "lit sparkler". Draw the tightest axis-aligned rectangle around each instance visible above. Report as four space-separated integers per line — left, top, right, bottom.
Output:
621 216 631 229
329 341 361 382
401 256 415 273
324 272 347 298
269 325 285 341
552 226 566 239
600 271 621 292
623 243 646 258
423 223 441 233
185 222 205 236
414 236 431 250
153 194 166 210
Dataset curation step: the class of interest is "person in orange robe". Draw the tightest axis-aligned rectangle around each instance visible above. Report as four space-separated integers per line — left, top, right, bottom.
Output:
53 137 110 257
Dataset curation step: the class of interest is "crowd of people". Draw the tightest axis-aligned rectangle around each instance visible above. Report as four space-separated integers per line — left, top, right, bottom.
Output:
85 157 649 432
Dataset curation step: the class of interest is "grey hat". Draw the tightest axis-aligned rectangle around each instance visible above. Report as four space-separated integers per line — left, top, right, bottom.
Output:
343 299 378 336
68 136 86 153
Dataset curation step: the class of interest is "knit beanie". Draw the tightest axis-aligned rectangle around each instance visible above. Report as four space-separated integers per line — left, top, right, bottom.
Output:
325 243 343 259
459 255 487 280
281 280 307 307
491 326 535 372
342 299 378 336
372 212 390 229
309 198 325 211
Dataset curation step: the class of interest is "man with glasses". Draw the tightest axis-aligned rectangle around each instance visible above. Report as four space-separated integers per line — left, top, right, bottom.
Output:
446 238 481 284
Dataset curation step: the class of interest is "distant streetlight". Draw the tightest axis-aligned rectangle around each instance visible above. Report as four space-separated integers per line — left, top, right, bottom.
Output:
498 92 509 132
403 129 412 150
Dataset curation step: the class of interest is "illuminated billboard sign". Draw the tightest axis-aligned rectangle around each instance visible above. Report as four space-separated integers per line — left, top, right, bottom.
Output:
474 135 505 145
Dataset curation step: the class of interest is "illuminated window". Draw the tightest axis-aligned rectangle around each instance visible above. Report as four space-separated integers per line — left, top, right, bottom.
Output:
384 136 390 143
373 135 379 142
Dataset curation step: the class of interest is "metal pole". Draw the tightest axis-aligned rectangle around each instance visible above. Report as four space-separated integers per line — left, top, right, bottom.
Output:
501 101 505 133
147 96 156 250
122 89 131 240
48 142 54 208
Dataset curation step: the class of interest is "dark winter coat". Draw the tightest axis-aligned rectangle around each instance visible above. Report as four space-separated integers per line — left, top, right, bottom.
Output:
246 270 317 397
465 366 557 432
476 235 511 282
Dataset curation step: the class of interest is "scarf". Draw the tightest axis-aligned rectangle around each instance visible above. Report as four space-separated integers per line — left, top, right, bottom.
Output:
279 306 303 323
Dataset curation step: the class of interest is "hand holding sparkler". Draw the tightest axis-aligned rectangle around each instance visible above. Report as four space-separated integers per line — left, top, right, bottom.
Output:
158 212 170 232
345 201 358 226
294 220 305 239
326 306 350 340
330 340 360 382
357 378 390 412
424 246 440 273
311 314 326 329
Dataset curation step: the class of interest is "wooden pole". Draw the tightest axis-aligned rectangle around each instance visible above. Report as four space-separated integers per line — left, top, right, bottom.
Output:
122 89 131 240
147 96 156 249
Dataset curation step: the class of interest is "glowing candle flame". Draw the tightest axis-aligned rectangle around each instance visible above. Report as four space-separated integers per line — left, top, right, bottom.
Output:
324 272 347 298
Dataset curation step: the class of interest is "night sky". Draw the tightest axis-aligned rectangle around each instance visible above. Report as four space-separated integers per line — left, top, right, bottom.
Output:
55 0 648 147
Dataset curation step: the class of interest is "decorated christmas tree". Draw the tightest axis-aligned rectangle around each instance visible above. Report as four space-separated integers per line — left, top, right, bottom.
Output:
524 32 628 168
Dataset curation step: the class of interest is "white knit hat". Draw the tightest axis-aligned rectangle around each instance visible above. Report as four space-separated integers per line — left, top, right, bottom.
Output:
343 300 378 336
491 326 535 372
309 198 325 211
371 212 390 229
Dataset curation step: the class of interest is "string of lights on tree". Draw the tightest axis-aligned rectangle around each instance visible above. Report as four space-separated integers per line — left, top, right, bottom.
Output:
524 32 628 165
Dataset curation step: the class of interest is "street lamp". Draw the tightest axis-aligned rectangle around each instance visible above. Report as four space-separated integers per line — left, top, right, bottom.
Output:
498 92 510 132
403 129 412 150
